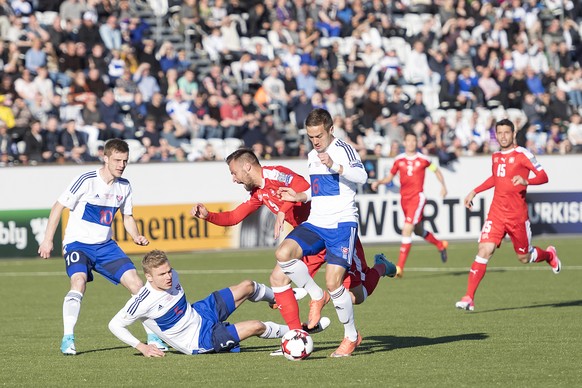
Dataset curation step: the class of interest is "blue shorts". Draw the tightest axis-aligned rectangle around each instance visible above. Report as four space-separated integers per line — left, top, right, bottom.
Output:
193 288 241 354
286 222 358 268
62 240 135 285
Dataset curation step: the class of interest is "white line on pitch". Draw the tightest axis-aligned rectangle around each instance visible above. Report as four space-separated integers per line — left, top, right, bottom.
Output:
1 266 582 277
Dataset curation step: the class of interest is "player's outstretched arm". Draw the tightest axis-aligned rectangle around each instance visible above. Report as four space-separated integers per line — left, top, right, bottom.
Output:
123 214 149 246
38 201 66 259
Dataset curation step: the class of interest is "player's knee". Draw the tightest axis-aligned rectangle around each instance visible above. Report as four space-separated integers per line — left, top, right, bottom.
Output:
517 254 529 264
275 245 291 262
269 269 288 287
239 279 255 295
70 273 87 290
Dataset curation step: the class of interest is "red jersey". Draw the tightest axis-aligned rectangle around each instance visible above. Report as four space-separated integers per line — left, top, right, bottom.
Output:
390 152 432 199
207 165 311 227
476 146 548 222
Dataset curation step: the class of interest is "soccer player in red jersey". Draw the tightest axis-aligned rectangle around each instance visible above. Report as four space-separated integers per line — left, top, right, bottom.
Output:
192 149 395 335
456 119 561 311
371 132 449 277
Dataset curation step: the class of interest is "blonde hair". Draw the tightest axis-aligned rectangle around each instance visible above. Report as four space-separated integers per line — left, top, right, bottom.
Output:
142 250 169 274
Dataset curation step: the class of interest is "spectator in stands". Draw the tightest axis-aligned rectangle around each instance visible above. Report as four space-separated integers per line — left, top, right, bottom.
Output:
12 96 33 141
164 94 192 140
177 68 198 100
478 67 502 108
25 38 46 75
14 68 37 104
545 122 570 155
29 92 52 125
137 38 161 77
133 62 160 102
81 93 105 143
404 41 434 86
21 119 44 164
60 119 90 163
220 93 246 139
567 113 582 153
79 11 103 50
548 89 573 124
146 91 168 129
451 40 474 71
139 116 162 156
0 119 16 165
41 115 64 163
98 14 122 52
98 89 125 139
69 71 93 107
160 68 179 99
263 67 289 124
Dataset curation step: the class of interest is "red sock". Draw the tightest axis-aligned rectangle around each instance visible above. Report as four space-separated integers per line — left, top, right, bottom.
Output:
424 231 441 248
532 246 551 263
274 288 302 330
466 260 487 299
397 243 412 269
363 267 382 297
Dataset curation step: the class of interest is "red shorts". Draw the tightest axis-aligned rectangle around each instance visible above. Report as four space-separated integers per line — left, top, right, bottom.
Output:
303 238 369 290
478 214 532 254
401 193 426 225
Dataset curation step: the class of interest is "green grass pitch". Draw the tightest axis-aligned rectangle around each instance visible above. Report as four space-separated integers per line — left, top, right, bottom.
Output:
1 238 580 387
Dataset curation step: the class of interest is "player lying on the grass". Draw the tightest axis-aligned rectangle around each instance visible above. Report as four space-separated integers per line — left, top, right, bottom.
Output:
109 249 329 356
191 149 396 336
456 119 561 312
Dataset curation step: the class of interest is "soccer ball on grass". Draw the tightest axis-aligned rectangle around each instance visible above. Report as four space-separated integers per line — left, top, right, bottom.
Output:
281 329 313 361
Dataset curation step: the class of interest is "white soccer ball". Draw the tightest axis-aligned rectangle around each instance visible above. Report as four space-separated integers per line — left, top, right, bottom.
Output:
280 329 313 361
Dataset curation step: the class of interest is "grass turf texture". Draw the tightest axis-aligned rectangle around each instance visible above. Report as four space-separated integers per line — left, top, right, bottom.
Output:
1 238 580 387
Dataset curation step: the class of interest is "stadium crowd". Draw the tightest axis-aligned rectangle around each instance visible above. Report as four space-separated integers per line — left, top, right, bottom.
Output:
0 0 581 167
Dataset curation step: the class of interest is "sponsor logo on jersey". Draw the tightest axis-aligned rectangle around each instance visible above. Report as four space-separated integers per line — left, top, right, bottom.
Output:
158 304 163 310
117 195 124 202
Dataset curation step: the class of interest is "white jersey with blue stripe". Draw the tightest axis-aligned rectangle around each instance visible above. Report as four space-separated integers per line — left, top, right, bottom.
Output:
307 138 368 228
111 270 203 355
58 169 133 245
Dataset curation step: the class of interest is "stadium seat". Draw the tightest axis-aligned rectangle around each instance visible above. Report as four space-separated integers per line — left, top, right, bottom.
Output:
223 137 244 156
125 139 146 163
207 138 226 159
190 138 208 154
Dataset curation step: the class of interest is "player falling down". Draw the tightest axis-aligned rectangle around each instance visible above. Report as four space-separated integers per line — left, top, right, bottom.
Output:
456 119 561 311
371 132 448 278
108 250 328 356
38 139 166 355
192 149 396 355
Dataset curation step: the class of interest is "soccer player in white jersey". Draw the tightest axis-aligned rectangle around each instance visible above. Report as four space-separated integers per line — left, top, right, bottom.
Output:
276 108 368 357
109 250 291 356
38 138 164 355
